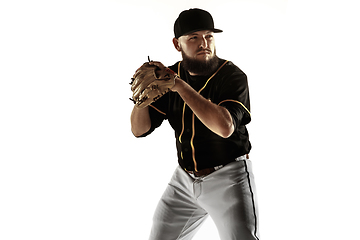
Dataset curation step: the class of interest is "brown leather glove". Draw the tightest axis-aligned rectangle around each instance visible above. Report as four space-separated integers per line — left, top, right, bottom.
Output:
130 61 177 108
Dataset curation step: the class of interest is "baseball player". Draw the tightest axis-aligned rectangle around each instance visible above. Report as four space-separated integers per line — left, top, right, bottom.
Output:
130 8 260 240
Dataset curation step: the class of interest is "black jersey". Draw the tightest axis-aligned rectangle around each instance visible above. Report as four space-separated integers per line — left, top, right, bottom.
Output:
140 59 251 172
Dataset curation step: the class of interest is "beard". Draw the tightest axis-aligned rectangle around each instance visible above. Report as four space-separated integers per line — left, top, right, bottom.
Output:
181 49 220 76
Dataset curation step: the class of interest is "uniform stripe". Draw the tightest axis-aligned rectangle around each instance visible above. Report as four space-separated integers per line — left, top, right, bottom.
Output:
177 60 229 172
190 113 197 171
178 62 185 144
179 103 186 144
218 99 251 116
198 60 228 93
244 160 260 240
191 61 228 172
149 105 166 115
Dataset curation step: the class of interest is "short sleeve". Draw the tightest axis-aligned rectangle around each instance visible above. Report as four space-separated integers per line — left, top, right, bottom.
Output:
217 70 251 128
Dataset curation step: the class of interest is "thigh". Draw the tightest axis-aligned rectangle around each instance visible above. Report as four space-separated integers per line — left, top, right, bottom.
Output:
149 167 208 240
200 160 260 240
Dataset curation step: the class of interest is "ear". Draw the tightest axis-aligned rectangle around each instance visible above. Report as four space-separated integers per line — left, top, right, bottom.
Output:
172 38 181 52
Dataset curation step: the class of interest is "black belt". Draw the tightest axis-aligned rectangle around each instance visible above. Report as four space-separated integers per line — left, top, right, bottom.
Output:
185 154 249 177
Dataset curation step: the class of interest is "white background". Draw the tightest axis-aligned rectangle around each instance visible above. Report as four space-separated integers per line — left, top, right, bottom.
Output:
1 0 359 239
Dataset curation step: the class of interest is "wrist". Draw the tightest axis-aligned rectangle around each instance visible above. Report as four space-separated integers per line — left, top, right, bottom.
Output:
171 77 185 93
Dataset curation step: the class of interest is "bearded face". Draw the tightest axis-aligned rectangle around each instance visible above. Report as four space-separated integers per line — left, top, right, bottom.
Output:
173 30 220 76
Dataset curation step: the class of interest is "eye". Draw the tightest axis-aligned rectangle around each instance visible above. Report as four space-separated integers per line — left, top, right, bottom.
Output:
206 35 213 39
189 36 197 40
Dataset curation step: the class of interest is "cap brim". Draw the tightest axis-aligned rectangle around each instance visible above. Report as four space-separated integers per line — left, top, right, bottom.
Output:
180 28 223 37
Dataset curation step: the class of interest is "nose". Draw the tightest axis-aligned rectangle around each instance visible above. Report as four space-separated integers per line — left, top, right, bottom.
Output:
199 36 208 49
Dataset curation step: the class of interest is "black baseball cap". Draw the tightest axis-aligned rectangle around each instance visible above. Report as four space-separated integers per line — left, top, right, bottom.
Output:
174 8 223 39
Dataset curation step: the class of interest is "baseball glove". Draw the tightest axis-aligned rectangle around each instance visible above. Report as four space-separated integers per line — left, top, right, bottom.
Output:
130 61 177 108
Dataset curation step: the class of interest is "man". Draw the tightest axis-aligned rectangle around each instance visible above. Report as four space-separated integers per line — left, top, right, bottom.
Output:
130 8 260 240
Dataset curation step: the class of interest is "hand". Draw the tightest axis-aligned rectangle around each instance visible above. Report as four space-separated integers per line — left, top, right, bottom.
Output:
130 61 177 108
148 61 182 92
148 61 170 78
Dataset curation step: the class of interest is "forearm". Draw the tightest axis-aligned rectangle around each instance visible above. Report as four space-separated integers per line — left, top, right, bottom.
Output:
173 79 234 138
130 106 151 137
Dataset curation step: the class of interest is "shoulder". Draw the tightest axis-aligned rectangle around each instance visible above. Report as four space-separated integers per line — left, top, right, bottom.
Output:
216 59 248 87
221 60 246 78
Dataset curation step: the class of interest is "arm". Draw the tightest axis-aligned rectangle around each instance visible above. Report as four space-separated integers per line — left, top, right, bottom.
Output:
130 106 151 137
172 78 234 138
143 61 234 138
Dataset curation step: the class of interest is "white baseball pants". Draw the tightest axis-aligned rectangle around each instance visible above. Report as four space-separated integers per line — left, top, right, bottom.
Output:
149 159 260 240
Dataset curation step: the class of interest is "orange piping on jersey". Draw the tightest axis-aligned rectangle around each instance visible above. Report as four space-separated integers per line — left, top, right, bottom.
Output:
190 113 197 171
149 105 166 115
179 103 186 143
178 61 181 77
176 60 229 172
197 60 228 94
177 61 186 144
218 99 251 116
190 60 228 172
